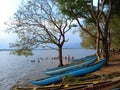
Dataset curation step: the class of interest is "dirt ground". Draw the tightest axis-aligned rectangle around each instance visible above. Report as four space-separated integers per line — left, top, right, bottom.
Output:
92 54 120 76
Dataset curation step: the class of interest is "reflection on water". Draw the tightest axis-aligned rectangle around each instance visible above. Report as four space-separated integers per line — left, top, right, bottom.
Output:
0 49 95 90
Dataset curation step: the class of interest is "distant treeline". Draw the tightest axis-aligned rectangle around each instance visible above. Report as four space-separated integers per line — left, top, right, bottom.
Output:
0 49 17 51
0 48 82 51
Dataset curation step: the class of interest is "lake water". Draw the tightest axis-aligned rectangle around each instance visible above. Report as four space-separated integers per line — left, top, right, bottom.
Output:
0 49 95 90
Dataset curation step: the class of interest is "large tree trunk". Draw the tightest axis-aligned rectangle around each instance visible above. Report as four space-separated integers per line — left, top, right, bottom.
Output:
102 0 111 65
96 31 101 60
102 38 109 65
58 46 63 66
96 21 101 60
102 27 110 65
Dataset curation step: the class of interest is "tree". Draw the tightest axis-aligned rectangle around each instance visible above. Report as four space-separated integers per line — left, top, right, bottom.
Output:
110 15 120 49
80 15 120 49
80 0 120 50
80 29 96 49
109 0 120 49
7 0 73 66
111 0 120 15
56 0 112 64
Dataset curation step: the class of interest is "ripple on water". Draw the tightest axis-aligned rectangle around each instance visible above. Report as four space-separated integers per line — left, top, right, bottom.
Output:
0 49 95 90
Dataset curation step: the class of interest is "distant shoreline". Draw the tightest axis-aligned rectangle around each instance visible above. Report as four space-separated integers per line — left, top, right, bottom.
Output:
0 48 84 51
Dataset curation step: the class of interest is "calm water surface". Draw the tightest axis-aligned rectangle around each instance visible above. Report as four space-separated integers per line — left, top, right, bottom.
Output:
0 49 95 90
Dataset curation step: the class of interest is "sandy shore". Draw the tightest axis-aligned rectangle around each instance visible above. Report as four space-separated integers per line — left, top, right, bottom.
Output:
11 54 120 90
92 54 120 75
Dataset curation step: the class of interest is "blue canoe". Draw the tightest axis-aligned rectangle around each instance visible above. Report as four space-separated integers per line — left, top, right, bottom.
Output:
30 58 106 86
70 55 96 63
43 56 96 75
45 55 96 72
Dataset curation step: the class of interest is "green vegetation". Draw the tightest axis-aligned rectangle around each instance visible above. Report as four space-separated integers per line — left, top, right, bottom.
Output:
63 75 80 83
56 0 120 65
79 15 120 49
6 0 73 66
110 15 120 49
6 0 120 66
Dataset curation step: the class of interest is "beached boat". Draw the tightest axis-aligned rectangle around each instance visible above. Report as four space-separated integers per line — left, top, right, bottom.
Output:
44 55 96 72
30 58 106 86
43 56 96 75
70 55 96 63
14 77 120 90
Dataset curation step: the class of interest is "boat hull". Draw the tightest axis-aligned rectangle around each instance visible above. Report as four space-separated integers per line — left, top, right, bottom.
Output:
30 58 106 86
70 55 96 62
45 55 96 72
44 56 96 75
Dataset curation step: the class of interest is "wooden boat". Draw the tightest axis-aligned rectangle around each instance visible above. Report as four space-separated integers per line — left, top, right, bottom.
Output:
43 56 96 75
13 79 105 90
14 79 108 90
30 58 106 86
14 76 120 90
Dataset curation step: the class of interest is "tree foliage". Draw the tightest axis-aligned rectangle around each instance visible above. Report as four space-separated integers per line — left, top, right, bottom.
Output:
80 25 96 49
111 0 120 15
7 0 73 66
110 15 120 48
56 0 112 64
77 0 120 50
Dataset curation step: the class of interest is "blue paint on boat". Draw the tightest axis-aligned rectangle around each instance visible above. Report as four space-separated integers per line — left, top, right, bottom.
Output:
44 55 96 72
30 58 106 86
43 56 96 75
70 55 96 62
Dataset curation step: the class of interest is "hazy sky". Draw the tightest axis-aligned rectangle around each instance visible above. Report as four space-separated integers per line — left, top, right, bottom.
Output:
0 0 82 49
0 0 22 49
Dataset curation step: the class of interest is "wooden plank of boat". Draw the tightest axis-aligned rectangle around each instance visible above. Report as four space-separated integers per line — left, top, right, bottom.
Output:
82 77 120 90
60 77 120 90
13 76 120 90
43 56 96 75
59 77 120 90
30 58 106 86
13 83 87 90
14 79 120 90
14 79 108 90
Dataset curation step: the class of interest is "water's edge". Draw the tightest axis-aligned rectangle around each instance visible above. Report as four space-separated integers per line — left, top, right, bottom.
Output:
0 49 95 90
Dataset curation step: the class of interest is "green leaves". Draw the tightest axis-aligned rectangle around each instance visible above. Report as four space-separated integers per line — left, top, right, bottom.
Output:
10 49 33 57
6 0 73 57
57 0 91 19
110 15 120 48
